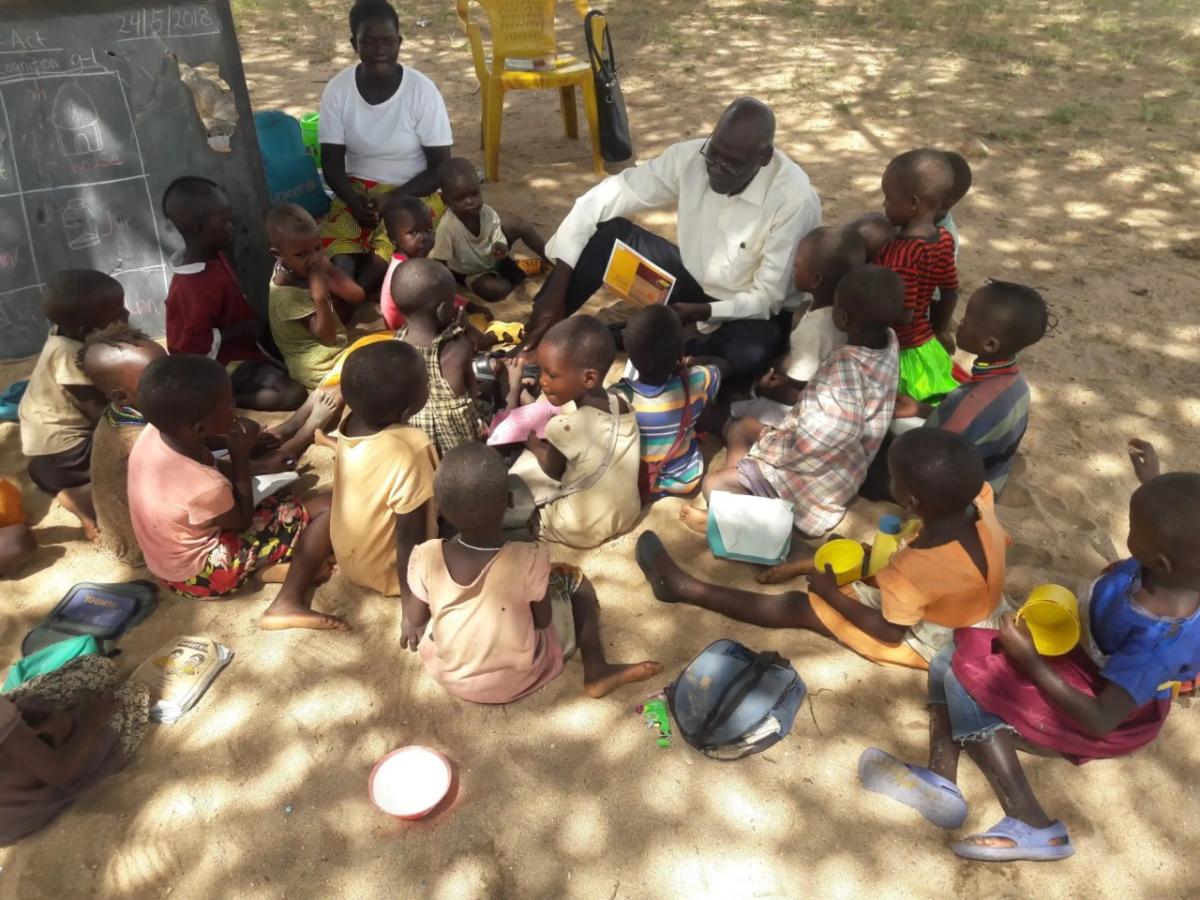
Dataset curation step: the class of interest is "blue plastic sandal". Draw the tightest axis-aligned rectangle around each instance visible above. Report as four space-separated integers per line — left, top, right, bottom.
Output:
951 816 1074 862
858 748 968 829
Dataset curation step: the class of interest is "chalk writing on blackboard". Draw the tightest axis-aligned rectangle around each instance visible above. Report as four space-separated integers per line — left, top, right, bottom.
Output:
0 68 167 328
115 6 223 42
53 82 104 155
0 1 269 360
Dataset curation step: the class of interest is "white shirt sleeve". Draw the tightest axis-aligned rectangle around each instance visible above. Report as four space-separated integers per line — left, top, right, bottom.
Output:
317 71 347 145
545 144 687 268
411 73 453 147
705 183 822 323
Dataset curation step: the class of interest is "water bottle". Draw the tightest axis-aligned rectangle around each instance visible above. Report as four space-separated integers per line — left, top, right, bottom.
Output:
867 514 903 576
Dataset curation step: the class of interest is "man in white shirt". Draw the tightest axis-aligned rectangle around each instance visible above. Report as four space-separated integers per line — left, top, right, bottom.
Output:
524 97 821 377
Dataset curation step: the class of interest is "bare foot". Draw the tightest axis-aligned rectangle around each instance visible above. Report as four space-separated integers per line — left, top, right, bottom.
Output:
756 556 816 585
249 450 297 475
678 504 709 536
584 660 664 698
56 488 99 541
259 597 350 632
313 428 338 450
277 390 341 459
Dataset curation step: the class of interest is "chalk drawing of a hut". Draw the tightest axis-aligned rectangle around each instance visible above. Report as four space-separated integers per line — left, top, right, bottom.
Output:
52 83 102 156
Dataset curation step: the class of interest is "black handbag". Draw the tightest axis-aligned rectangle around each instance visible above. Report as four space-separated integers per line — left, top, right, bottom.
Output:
584 10 633 163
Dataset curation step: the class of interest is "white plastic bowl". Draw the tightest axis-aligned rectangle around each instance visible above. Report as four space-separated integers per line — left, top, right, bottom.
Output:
368 746 453 819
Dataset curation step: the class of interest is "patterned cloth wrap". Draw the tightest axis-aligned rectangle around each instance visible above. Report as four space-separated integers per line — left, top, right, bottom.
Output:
319 176 445 261
165 494 309 599
4 655 149 758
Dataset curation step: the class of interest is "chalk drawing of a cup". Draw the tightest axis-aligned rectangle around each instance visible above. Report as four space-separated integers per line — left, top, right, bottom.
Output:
64 198 100 249
53 83 103 157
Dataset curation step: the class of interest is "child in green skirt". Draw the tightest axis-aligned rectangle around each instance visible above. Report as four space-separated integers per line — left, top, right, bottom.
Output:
874 149 961 403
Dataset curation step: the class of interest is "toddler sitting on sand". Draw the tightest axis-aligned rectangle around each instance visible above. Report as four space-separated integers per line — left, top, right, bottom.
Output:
404 442 661 702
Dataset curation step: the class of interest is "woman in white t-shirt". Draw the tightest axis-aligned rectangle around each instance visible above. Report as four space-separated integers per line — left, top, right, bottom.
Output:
318 0 453 293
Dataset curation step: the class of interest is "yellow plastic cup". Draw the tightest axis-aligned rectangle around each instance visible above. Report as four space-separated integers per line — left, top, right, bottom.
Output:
1016 584 1080 656
814 539 865 586
318 332 395 388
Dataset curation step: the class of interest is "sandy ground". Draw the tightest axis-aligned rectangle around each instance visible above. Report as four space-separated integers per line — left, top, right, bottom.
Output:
3 1 1200 897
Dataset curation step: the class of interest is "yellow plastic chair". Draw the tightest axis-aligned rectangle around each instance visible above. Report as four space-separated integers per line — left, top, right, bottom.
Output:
456 0 607 181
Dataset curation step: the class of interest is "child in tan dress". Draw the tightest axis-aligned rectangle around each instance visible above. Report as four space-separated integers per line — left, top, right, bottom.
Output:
509 316 641 548
328 341 439 597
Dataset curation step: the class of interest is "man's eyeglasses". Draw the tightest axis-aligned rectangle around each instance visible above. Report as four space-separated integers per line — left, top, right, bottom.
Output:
698 138 759 178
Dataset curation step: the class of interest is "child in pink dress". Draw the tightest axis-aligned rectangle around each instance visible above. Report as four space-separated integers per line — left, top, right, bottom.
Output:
127 354 347 632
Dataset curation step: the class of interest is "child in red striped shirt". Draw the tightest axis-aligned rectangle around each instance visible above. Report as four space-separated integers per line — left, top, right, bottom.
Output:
874 149 960 403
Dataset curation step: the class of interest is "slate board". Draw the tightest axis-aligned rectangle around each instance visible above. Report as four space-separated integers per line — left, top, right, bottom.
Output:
0 0 270 359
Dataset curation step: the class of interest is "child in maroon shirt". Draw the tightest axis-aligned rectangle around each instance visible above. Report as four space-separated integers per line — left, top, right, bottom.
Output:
163 176 307 411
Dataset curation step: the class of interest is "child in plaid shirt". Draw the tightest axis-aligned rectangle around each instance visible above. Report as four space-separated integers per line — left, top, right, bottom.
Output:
391 258 484 456
679 264 903 539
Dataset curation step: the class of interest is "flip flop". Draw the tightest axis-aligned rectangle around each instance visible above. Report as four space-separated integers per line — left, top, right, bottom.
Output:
951 816 1074 862
485 320 525 346
635 532 679 604
858 748 968 829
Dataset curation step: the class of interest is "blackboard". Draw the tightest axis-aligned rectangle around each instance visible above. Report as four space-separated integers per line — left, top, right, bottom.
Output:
0 0 271 360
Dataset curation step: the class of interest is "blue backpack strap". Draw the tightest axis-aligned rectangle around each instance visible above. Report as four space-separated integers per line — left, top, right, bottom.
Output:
693 651 780 747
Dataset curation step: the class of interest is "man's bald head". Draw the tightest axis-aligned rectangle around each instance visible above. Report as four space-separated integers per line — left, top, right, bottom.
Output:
703 97 776 195
716 97 776 146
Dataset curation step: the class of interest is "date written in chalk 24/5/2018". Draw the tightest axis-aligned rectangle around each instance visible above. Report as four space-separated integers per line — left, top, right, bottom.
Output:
116 5 222 40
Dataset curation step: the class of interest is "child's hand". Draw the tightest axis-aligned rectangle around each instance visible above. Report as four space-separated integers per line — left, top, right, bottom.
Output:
756 368 789 392
998 612 1041 672
235 416 263 444
491 241 508 260
255 428 283 453
349 195 379 229
936 330 956 355
524 433 546 453
1127 438 1161 484
399 615 424 651
893 395 922 418
672 303 710 326
500 356 524 399
224 417 258 459
805 564 841 599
